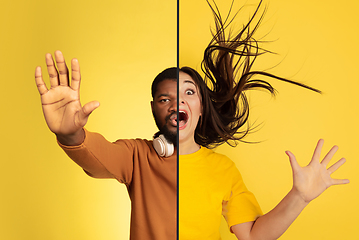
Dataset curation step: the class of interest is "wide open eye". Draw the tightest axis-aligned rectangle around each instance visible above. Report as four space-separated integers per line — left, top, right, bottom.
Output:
186 89 194 95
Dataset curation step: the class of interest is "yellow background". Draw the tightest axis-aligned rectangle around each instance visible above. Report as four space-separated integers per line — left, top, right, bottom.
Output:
1 0 358 239
180 0 358 239
0 0 176 239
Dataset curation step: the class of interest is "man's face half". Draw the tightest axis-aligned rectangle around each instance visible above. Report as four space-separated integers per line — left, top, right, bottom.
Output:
151 79 177 144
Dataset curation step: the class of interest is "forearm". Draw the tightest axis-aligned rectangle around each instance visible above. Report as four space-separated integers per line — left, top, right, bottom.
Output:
57 129 114 178
249 188 308 240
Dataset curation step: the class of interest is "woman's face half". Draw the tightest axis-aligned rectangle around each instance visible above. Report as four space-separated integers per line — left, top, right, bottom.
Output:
178 71 202 145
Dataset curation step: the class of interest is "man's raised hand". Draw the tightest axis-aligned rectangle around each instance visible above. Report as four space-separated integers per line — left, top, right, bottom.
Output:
35 51 99 145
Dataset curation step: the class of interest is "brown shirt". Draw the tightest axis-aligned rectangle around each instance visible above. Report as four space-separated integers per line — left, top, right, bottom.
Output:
58 129 177 240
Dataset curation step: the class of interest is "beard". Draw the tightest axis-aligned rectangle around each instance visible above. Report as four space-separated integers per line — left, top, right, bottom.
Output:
153 111 177 145
160 124 177 145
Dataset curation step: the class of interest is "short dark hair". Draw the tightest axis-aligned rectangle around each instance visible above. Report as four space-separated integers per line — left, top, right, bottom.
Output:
151 67 177 98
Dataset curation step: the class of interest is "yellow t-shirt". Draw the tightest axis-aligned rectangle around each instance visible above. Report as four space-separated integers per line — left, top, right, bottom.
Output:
179 147 262 240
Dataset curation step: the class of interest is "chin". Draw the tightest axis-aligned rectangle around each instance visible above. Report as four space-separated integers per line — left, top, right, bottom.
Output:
160 125 177 145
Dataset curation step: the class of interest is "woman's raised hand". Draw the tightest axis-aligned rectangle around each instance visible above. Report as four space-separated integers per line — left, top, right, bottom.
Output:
286 139 349 203
35 51 99 145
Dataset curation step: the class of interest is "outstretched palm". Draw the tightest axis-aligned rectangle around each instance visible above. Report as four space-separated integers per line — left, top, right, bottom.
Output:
286 139 349 203
35 51 99 140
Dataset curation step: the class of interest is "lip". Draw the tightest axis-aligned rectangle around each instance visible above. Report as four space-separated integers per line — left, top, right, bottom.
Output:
168 112 177 127
178 109 189 130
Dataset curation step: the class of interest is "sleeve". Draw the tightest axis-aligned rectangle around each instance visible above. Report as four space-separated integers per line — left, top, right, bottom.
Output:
58 129 135 184
222 164 263 229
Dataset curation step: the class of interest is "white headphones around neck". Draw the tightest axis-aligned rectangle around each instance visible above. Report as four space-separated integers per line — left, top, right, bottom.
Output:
153 134 174 157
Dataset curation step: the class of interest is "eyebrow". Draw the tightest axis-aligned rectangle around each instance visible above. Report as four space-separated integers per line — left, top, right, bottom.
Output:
156 92 177 99
156 93 170 98
184 80 196 86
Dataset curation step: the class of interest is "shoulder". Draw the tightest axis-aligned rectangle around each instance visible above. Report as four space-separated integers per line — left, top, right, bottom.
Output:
114 138 155 152
114 138 176 160
205 148 236 166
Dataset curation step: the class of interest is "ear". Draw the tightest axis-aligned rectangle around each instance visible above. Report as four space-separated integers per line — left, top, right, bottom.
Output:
150 101 154 112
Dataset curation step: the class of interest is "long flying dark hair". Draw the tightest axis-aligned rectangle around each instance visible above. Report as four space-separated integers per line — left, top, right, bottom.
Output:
183 0 321 148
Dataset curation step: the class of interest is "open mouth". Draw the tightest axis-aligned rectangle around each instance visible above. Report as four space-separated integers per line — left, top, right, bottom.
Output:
178 110 188 129
168 111 189 129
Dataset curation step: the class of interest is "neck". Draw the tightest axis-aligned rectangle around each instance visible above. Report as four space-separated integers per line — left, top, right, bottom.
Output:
179 139 201 155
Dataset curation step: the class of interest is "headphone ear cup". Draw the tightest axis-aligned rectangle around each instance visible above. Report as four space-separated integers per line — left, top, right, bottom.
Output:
162 135 174 157
153 135 174 157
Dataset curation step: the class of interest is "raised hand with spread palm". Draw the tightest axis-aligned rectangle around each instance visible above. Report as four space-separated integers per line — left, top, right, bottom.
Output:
35 51 99 145
286 139 349 203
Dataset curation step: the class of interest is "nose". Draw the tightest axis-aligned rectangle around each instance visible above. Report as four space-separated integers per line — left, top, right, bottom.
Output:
178 92 185 105
168 95 185 112
169 97 177 112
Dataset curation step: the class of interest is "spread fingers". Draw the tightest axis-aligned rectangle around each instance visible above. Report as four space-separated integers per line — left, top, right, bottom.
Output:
45 53 59 88
54 50 69 86
35 66 48 95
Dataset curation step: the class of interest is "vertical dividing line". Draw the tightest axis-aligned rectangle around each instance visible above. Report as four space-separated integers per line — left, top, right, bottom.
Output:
176 0 180 239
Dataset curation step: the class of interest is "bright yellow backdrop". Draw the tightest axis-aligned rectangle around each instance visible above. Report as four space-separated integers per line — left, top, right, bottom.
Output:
180 0 358 239
0 0 176 239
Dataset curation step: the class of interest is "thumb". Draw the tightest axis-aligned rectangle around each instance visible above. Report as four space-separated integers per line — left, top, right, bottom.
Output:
286 151 301 173
78 101 100 124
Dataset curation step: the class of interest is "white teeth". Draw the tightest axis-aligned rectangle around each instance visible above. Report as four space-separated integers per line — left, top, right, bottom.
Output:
179 110 187 116
179 111 188 122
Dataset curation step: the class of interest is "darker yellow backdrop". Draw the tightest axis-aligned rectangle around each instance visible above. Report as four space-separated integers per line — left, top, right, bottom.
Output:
0 0 175 239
